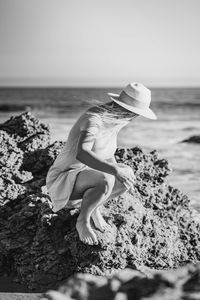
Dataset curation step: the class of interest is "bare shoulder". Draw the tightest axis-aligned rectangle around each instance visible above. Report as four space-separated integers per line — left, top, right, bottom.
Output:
78 108 103 133
83 107 103 123
85 106 102 115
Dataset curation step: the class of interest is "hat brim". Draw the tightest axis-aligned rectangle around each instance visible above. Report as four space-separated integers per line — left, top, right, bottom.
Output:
107 93 157 120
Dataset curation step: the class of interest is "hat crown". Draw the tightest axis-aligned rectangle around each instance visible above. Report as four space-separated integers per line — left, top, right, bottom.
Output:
107 81 157 120
121 82 151 108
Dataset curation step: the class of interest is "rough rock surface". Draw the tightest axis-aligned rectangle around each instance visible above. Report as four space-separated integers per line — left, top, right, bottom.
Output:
0 112 200 292
42 263 200 300
181 135 200 144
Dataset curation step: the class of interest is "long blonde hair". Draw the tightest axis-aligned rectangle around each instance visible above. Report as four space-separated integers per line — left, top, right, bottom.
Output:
84 98 138 125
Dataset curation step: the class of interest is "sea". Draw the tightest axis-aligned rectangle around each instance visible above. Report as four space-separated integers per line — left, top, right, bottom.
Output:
0 87 200 211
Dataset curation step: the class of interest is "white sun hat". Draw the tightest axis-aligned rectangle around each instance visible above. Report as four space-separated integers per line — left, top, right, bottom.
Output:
108 82 157 120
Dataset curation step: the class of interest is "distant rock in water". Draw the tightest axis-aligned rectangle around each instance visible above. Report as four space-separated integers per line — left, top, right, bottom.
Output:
181 135 200 144
0 112 200 292
0 104 31 112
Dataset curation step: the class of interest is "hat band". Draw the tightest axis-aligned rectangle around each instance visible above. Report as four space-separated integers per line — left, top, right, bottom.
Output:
119 91 149 110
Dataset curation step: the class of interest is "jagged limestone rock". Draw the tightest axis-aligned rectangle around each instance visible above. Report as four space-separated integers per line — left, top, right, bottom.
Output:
0 112 200 291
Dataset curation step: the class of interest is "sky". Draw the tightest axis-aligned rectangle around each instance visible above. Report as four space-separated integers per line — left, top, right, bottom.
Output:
0 0 200 87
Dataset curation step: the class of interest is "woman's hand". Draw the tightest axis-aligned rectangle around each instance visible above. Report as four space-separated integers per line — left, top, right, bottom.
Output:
114 164 136 191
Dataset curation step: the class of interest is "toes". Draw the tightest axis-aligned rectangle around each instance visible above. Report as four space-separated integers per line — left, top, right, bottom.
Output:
82 236 93 245
87 237 93 245
76 221 98 245
83 237 88 244
94 239 98 245
83 237 90 245
92 235 98 245
88 233 98 245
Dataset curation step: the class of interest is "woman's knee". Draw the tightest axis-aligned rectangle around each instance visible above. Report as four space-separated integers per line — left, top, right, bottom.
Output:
98 173 115 195
70 169 115 200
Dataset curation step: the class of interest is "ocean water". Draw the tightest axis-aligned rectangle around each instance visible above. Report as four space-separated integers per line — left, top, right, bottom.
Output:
0 87 200 211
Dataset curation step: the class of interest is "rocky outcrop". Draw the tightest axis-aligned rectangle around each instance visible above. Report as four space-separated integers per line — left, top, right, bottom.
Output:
0 112 200 292
181 135 200 144
42 263 200 300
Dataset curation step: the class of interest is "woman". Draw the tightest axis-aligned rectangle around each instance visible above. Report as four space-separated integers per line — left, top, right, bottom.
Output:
46 82 157 245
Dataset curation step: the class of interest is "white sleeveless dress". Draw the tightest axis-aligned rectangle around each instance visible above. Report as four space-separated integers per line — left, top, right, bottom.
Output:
46 111 103 212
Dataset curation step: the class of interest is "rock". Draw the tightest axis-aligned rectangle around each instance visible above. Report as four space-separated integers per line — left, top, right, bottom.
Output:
181 135 200 144
0 111 50 151
0 112 200 292
0 130 31 204
42 263 200 300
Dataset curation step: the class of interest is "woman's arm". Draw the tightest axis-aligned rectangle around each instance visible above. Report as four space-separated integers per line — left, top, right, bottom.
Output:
76 130 117 175
107 156 117 164
76 131 135 188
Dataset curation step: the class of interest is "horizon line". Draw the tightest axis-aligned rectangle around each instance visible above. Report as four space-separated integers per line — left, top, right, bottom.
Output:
0 78 200 89
0 84 200 89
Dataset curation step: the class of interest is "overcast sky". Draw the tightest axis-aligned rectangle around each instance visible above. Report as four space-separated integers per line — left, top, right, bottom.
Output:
0 0 199 87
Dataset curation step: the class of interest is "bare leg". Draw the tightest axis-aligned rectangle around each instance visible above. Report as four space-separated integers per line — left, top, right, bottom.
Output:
70 168 128 245
91 207 110 232
91 187 127 232
76 177 115 245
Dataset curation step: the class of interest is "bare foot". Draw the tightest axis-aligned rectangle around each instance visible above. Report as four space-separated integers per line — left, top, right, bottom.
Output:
76 217 98 245
92 208 110 232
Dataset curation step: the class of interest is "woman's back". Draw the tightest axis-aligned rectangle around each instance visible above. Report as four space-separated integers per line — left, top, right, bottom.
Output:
47 110 103 176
